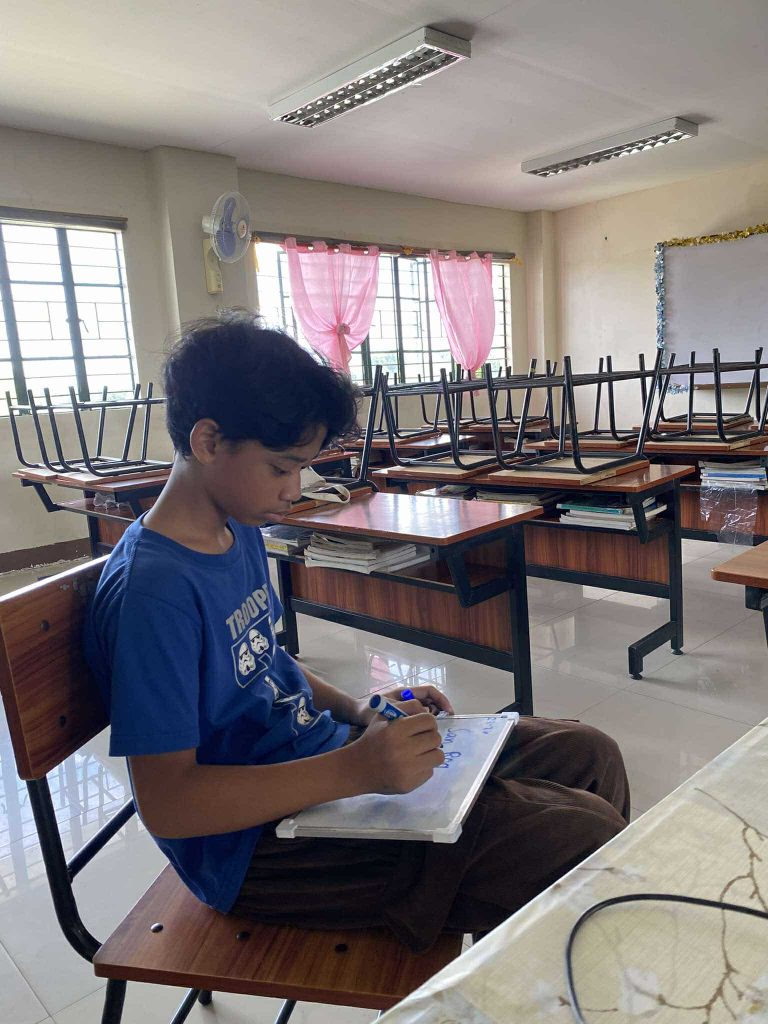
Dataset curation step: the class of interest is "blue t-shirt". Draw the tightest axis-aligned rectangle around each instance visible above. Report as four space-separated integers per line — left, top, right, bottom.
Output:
83 515 348 912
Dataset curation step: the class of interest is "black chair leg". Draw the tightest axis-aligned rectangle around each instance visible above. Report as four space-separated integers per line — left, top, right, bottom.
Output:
274 999 297 1024
101 979 127 1024
198 989 213 1005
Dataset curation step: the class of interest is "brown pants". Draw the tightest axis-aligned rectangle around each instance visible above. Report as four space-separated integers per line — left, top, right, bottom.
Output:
230 717 629 951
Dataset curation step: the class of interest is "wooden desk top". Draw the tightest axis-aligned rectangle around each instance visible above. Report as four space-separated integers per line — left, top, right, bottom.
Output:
461 419 548 434
380 717 768 1024
711 540 768 588
14 466 171 491
395 433 474 452
468 462 695 493
644 437 768 455
345 432 439 450
274 490 542 546
526 437 636 451
372 457 519 486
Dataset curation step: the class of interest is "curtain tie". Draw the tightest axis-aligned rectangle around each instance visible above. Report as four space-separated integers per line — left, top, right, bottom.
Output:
336 323 350 336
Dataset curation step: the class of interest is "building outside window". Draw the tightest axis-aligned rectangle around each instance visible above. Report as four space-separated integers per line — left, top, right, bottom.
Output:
0 217 136 406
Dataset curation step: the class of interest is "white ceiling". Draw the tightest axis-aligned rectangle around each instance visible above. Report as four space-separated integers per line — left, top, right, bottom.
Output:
2 0 768 211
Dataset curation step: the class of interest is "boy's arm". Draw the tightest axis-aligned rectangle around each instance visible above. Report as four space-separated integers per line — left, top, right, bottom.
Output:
298 662 369 725
129 712 443 839
298 662 454 725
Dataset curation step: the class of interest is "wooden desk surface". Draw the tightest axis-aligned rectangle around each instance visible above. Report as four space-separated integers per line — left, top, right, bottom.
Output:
380 717 768 1024
469 462 694 493
644 438 768 455
711 540 768 587
345 432 439 450
274 490 542 546
461 418 548 434
374 461 694 494
14 466 171 491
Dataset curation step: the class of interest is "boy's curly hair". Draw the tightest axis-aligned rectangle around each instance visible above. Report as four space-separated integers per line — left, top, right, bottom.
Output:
163 310 360 456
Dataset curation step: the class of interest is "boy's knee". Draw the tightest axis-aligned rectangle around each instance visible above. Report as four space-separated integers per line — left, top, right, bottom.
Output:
561 721 624 768
558 799 626 857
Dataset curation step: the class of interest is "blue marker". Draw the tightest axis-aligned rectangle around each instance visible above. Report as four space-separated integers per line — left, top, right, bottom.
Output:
369 694 407 720
400 688 414 701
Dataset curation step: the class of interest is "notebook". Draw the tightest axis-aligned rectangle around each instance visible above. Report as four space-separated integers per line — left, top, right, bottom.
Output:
276 713 518 844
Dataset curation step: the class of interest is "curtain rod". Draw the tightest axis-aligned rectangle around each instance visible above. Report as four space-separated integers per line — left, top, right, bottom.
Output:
252 229 516 262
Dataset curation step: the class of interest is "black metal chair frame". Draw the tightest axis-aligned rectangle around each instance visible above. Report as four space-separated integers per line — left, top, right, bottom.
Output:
5 383 172 478
379 370 500 472
322 365 383 493
650 350 768 443
483 352 662 477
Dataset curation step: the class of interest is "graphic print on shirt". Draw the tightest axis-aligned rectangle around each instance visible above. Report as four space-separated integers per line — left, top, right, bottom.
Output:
226 585 321 734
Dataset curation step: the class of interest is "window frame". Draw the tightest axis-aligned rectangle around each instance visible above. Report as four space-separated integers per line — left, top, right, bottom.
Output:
0 214 136 406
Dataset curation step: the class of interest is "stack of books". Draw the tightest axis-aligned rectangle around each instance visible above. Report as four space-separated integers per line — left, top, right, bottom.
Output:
304 533 430 574
700 460 768 490
261 524 313 555
556 495 667 531
474 488 563 509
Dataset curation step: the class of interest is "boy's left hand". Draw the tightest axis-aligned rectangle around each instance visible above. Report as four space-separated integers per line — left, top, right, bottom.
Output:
353 684 454 726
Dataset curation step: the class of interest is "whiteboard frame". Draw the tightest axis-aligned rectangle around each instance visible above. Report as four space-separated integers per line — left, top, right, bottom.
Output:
654 222 768 390
276 712 518 844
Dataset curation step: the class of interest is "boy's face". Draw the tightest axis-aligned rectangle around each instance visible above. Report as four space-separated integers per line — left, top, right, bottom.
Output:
204 424 326 525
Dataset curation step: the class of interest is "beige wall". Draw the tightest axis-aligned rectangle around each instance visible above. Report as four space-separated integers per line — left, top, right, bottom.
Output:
555 158 768 423
0 130 529 559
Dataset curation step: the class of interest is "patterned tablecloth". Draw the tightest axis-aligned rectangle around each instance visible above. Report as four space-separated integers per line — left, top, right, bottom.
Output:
380 720 768 1024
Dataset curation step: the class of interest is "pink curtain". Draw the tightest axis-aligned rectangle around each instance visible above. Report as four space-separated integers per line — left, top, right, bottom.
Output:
283 238 379 372
429 250 495 374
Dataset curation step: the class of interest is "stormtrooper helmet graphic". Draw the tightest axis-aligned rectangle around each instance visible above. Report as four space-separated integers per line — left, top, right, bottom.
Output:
237 641 256 678
248 626 269 655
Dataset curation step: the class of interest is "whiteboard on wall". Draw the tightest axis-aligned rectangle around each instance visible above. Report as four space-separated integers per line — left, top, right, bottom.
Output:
661 228 768 384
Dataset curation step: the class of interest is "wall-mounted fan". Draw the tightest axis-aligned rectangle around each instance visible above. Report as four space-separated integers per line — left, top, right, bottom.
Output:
202 191 252 263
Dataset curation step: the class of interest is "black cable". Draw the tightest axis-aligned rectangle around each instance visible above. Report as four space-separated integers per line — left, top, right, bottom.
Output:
565 892 768 1023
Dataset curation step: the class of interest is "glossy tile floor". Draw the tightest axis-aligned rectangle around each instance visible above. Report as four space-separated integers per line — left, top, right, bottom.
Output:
1 540 766 1023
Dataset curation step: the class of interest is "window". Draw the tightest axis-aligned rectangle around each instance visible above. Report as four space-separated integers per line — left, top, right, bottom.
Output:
0 219 137 406
254 241 512 385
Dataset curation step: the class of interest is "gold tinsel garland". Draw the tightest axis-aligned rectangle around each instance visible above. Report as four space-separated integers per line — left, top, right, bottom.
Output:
662 222 768 248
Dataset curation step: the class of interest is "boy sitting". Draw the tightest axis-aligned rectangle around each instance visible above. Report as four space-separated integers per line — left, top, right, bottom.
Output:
84 311 629 951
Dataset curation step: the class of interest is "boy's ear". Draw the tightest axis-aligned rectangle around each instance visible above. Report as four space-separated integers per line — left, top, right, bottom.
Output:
189 419 223 464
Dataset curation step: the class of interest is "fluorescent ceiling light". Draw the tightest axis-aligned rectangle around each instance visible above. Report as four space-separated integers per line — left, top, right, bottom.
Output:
522 117 699 177
268 27 470 128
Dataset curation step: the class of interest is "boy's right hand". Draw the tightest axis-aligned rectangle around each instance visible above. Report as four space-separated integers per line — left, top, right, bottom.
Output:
351 712 444 794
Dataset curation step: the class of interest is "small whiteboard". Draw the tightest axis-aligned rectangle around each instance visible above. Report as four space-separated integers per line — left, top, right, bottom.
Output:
276 713 518 844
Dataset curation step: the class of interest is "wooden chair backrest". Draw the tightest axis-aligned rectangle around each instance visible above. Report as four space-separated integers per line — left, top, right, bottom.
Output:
0 557 108 780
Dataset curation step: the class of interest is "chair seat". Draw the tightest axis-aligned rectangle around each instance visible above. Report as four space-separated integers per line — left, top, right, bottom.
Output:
94 866 462 1011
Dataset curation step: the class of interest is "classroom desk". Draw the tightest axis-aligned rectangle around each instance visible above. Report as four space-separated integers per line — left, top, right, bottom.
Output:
711 540 768 646
643 439 768 544
13 466 169 555
379 716 768 1024
13 446 355 555
268 491 543 714
374 463 694 678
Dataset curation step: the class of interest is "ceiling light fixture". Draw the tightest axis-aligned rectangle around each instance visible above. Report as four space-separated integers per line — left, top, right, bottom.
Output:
522 117 699 177
268 26 470 128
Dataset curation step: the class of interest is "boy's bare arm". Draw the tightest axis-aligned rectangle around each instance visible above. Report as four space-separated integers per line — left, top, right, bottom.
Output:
128 711 443 839
298 662 453 724
298 662 366 724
